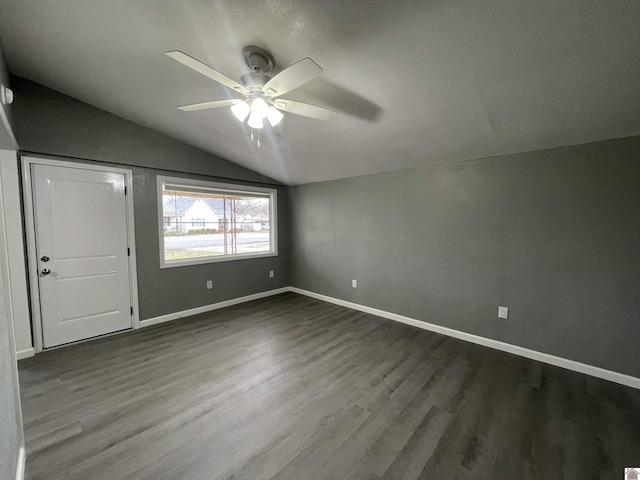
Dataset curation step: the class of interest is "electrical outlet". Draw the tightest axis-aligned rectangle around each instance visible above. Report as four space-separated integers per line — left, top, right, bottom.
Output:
269 270 275 278
352 279 357 288
206 280 213 290
498 306 508 319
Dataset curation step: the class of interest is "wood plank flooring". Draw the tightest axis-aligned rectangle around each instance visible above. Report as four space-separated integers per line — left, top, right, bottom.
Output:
18 292 640 479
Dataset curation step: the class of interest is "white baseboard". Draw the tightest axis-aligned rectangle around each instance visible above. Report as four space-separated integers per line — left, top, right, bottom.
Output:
288 287 640 390
26 283 640 390
15 446 25 480
16 348 34 360
140 287 290 328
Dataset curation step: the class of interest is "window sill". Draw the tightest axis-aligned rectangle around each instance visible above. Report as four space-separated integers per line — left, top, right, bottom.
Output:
160 251 278 269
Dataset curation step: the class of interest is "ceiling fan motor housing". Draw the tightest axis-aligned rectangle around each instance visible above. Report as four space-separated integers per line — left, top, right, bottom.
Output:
241 72 268 93
242 46 274 73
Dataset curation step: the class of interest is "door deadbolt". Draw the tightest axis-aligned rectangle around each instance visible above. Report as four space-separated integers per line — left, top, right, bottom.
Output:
40 256 50 262
40 269 51 276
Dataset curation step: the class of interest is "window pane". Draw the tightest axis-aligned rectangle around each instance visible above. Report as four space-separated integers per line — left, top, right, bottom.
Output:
160 181 273 265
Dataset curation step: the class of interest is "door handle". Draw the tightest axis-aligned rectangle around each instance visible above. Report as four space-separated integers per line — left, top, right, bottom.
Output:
40 269 51 276
41 256 50 262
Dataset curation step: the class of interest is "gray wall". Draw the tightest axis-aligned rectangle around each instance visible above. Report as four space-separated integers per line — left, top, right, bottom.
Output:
290 135 640 377
132 167 289 320
10 76 275 184
10 73 640 380
0 39 15 149
11 77 289 320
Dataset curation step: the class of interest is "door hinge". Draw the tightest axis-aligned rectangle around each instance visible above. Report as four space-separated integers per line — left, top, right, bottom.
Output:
130 306 134 316
127 247 130 256
124 186 127 195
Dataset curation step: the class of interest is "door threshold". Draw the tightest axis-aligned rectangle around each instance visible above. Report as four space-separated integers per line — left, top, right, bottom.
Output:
43 327 134 352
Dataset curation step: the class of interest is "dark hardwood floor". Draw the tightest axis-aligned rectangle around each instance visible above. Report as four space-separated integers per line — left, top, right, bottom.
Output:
18 292 640 479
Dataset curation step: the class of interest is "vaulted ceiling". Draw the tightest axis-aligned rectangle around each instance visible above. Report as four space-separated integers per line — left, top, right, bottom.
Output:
0 1 639 184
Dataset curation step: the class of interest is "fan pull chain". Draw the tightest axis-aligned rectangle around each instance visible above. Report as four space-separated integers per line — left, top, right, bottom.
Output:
249 128 261 148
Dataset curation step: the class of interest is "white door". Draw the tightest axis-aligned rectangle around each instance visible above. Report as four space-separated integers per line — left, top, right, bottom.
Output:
31 164 133 348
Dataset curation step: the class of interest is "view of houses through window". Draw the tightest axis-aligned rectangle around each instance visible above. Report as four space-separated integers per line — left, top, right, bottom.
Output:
160 178 276 266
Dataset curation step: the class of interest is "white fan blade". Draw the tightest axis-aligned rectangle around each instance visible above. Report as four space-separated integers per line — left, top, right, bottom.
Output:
167 51 248 95
178 98 243 112
262 58 322 97
273 99 337 121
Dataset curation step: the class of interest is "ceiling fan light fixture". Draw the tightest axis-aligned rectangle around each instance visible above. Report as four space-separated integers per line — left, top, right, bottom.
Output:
230 101 250 121
266 106 284 126
167 48 336 134
247 110 264 129
250 97 269 117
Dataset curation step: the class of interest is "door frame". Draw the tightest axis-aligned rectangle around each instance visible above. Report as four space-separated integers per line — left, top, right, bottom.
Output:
21 155 140 353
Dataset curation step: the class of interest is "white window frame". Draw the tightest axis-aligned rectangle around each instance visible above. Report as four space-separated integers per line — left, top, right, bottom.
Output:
157 175 278 268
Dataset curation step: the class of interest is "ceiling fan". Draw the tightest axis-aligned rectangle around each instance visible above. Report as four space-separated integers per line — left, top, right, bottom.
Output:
166 46 337 130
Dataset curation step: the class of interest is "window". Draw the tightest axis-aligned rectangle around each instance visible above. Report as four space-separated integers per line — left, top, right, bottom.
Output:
157 176 277 267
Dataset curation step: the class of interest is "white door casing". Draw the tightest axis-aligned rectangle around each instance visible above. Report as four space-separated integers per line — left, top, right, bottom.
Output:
28 160 137 348
0 151 32 357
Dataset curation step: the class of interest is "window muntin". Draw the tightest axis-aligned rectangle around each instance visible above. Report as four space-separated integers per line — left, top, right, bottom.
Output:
158 176 277 267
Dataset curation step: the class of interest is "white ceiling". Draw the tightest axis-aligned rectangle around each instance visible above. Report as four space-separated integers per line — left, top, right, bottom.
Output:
0 0 639 185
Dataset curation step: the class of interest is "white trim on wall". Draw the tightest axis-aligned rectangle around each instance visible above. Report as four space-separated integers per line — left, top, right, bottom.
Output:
0 148 27 480
16 348 34 360
288 287 640 390
18 277 640 391
21 155 140 352
140 285 640 390
140 287 289 328
0 152 34 354
15 446 25 480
